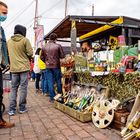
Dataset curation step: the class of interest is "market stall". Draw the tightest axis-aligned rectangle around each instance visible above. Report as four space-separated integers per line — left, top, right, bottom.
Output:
44 15 140 139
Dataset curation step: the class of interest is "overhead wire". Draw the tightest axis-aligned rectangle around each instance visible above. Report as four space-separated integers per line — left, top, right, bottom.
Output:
24 18 34 26
4 0 35 29
38 0 62 17
6 20 34 38
5 0 34 24
5 0 73 39
5 0 65 45
27 20 34 30
41 17 63 20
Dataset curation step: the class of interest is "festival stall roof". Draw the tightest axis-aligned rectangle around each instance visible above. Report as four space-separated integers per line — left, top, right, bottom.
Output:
44 15 140 42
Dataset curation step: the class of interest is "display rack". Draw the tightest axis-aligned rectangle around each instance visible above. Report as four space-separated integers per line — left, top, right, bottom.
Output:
62 63 74 93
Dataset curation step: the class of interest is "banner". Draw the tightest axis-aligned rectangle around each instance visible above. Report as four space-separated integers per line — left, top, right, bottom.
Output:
109 35 118 50
118 35 126 46
35 25 44 48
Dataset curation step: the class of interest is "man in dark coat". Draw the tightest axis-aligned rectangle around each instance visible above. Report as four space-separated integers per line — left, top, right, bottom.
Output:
0 1 14 128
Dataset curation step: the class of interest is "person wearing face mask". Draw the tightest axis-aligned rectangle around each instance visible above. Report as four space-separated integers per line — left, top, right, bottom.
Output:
0 1 15 128
7 24 33 116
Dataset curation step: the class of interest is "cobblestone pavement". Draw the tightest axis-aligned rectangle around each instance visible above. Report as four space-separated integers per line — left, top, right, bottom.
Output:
0 82 122 140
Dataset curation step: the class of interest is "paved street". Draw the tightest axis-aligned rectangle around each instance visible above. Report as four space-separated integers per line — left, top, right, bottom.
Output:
0 82 122 140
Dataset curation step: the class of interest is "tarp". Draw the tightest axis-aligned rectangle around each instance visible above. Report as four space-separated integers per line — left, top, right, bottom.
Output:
128 47 138 56
114 46 138 63
114 47 129 63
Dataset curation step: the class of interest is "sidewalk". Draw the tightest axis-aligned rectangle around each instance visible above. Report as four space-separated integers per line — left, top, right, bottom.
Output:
0 82 122 140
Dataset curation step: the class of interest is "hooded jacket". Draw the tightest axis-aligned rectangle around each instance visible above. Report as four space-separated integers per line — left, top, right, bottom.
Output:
8 34 33 73
14 24 26 37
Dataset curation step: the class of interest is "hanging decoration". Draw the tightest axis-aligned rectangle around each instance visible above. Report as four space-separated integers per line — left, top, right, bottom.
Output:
109 35 118 50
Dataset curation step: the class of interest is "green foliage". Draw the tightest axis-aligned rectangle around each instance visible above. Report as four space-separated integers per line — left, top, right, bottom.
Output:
75 72 140 102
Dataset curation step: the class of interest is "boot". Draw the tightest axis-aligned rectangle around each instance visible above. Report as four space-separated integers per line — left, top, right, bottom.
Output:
0 120 15 128
0 100 15 128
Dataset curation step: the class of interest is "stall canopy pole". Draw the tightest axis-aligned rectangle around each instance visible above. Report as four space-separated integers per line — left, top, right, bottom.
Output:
121 28 126 57
70 20 77 54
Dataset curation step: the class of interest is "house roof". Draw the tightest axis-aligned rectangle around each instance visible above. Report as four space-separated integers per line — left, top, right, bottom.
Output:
44 15 140 41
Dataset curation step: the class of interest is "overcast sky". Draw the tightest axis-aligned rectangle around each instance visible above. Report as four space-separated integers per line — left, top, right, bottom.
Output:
1 0 140 46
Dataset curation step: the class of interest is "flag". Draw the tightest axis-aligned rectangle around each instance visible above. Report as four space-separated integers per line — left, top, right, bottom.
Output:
35 25 44 48
109 35 118 50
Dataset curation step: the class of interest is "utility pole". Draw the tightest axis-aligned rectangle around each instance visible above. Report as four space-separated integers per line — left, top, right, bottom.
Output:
65 0 68 17
92 4 94 16
34 0 39 50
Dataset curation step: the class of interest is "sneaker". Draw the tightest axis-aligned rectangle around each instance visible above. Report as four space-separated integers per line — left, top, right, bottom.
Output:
36 89 42 94
8 110 15 116
35 89 39 94
49 99 54 103
44 93 49 96
0 120 15 128
19 109 28 114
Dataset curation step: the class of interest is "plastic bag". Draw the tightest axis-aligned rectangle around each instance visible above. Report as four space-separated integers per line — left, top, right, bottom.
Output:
33 55 40 73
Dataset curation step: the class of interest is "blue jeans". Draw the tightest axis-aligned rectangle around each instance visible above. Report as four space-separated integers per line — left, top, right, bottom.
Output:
41 69 48 94
31 71 35 80
46 68 62 101
9 72 29 112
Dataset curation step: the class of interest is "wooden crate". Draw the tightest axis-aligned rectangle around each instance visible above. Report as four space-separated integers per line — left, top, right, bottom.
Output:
54 101 92 122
